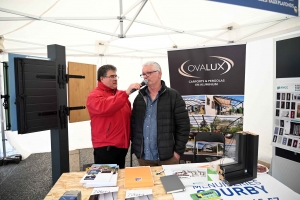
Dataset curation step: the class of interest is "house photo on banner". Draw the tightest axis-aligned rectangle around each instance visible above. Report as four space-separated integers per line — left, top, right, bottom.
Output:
168 44 246 162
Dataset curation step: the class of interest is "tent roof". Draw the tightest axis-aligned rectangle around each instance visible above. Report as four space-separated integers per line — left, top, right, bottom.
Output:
1 0 299 57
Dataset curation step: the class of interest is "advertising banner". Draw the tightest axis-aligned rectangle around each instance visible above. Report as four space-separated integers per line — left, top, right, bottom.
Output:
168 44 246 96
210 0 299 16
168 44 246 163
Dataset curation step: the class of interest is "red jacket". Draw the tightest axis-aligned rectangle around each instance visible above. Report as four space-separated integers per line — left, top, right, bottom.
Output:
86 81 131 149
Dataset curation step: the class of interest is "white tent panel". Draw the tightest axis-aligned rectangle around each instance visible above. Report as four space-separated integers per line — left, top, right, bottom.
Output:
1 0 298 56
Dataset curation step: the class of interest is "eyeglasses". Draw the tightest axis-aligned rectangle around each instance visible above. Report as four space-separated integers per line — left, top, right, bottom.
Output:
140 70 158 78
104 75 119 79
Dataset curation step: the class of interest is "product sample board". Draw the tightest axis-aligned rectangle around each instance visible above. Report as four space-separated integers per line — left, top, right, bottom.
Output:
67 62 96 123
272 81 300 153
14 57 58 134
272 35 300 154
271 33 300 195
8 53 33 131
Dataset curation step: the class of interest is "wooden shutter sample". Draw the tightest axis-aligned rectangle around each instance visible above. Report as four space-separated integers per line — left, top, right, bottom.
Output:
68 62 96 123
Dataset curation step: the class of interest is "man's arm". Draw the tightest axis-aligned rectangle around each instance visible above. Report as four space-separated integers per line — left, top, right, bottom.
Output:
173 92 190 156
86 83 141 116
86 90 129 117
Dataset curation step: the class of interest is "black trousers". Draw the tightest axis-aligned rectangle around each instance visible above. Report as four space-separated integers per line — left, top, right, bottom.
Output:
93 146 128 169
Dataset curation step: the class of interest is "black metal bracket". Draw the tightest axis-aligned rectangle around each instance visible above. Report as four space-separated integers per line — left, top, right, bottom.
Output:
57 64 85 89
65 106 86 116
58 64 67 89
65 74 85 83
59 105 86 128
36 74 56 79
1 94 9 109
59 105 68 129
38 111 57 116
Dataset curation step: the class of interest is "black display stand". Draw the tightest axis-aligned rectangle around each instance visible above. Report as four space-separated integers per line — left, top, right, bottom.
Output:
47 45 70 185
12 45 70 185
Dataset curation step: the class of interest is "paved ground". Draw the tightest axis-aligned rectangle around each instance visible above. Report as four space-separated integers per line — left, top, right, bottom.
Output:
0 146 138 200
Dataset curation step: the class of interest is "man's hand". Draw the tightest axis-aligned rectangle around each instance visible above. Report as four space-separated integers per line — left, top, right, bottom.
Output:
174 152 180 160
126 83 142 95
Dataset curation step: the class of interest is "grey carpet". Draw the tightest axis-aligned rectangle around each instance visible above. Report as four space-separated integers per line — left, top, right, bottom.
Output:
0 149 139 200
0 153 52 200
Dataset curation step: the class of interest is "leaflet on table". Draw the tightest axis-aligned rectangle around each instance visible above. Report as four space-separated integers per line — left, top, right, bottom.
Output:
125 189 153 200
190 189 221 200
85 173 118 188
124 166 154 188
88 187 119 200
162 165 208 186
79 164 119 187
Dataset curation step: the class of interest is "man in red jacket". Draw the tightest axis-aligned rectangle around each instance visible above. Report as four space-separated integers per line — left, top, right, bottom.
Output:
86 64 141 168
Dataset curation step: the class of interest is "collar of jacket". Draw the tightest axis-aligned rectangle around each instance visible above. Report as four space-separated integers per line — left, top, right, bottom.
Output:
140 80 167 96
97 81 117 94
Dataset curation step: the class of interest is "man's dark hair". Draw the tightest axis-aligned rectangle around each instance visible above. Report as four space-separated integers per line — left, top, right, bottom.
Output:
97 64 117 81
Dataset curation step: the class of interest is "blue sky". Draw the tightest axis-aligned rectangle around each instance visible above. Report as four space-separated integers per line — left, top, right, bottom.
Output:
182 95 205 100
224 95 244 102
182 95 244 102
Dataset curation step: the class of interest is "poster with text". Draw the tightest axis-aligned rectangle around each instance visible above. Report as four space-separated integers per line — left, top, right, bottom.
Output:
168 45 246 162
209 0 298 16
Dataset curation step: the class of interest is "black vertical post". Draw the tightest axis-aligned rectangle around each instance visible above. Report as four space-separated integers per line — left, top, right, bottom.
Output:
47 44 70 185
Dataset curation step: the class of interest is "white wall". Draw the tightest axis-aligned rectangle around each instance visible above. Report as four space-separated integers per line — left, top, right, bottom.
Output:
243 38 275 163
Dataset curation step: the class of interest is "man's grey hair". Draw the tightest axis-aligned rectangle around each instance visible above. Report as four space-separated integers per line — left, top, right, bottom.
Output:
142 61 161 71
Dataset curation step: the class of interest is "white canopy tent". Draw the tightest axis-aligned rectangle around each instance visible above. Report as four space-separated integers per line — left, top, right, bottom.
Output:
0 0 300 163
0 0 300 57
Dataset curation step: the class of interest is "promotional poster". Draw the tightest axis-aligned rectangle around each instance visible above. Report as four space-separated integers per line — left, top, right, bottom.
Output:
168 44 246 162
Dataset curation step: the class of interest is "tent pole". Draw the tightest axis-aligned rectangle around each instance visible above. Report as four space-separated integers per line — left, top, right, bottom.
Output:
119 0 124 38
123 0 148 36
121 0 144 17
0 8 118 37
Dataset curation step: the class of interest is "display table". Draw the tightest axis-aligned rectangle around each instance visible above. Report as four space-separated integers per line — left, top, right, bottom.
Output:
45 164 300 200
44 166 172 200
